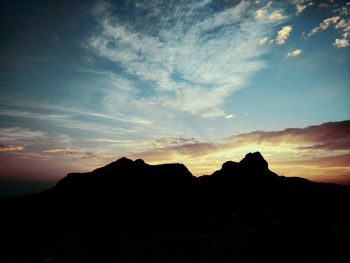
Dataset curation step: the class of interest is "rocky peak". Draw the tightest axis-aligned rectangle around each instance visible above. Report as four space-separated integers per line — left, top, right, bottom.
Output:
239 152 268 171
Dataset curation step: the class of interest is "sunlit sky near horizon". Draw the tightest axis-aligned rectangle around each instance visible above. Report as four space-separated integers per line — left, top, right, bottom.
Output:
1 0 350 196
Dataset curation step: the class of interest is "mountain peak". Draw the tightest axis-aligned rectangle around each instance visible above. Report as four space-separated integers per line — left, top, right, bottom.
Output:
116 156 133 164
211 152 271 180
92 157 135 174
240 151 268 171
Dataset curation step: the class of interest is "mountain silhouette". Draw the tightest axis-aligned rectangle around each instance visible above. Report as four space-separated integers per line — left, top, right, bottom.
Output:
1 152 350 263
29 151 346 212
51 156 194 208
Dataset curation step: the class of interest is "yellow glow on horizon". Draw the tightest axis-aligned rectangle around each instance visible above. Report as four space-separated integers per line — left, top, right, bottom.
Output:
133 140 350 184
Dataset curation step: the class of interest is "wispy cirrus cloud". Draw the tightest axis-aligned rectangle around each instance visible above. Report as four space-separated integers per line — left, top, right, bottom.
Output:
0 145 24 152
43 147 85 154
0 100 151 125
0 127 46 143
0 101 149 140
43 147 102 162
87 0 286 118
0 109 71 121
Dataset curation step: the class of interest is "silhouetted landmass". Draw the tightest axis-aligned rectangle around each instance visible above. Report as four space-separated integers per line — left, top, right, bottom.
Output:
1 152 350 262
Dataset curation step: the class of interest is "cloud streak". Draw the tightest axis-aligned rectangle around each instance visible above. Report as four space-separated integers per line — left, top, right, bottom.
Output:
229 120 350 150
0 145 24 152
0 127 46 144
133 120 350 161
88 0 286 118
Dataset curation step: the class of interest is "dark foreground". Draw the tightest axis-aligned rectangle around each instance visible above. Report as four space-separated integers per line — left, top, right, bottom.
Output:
1 152 350 262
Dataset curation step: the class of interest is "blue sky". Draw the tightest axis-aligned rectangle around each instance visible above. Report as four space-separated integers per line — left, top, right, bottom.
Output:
0 0 350 195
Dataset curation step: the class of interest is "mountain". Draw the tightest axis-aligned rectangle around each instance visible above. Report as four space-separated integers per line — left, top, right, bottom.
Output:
43 151 348 211
50 156 194 208
1 152 350 263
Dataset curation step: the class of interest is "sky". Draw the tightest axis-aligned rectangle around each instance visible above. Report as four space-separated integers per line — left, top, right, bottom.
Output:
0 0 350 197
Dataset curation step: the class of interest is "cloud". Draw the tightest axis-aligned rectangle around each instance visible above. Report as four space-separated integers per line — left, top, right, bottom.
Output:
254 2 285 22
131 120 350 166
0 101 152 141
224 114 235 119
294 0 314 15
167 142 217 157
272 153 350 184
0 109 71 121
268 11 285 21
87 0 286 118
111 120 350 184
129 140 218 164
276 25 292 45
0 127 46 143
333 38 349 47
255 8 265 20
3 119 349 183
229 120 350 151
133 137 218 157
308 16 341 36
276 154 350 168
300 140 350 151
0 145 24 152
0 99 151 125
286 49 302 57
254 1 274 20
43 147 83 154
336 19 350 39
114 136 220 170
43 147 102 162
307 6 350 47
259 36 269 45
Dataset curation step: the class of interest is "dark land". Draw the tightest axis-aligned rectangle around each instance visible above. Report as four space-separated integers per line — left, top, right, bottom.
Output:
1 152 350 262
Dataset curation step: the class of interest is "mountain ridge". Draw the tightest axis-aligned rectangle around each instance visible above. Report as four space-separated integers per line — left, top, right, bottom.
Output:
43 151 349 211
1 151 350 263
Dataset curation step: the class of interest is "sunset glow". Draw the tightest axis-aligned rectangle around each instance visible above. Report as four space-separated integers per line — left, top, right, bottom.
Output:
1 0 350 196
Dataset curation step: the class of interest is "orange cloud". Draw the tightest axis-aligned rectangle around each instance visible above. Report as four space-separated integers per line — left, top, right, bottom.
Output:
5 121 348 185
125 121 350 184
0 145 24 152
229 120 350 149
271 154 350 184
43 147 84 154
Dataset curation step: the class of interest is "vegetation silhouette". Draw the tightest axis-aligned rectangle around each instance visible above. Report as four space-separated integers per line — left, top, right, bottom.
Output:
1 152 350 262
